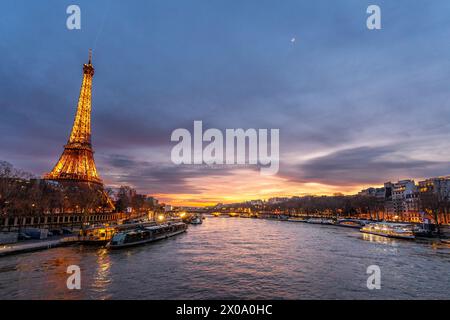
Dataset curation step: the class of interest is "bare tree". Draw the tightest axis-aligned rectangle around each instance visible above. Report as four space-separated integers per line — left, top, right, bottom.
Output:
419 191 446 236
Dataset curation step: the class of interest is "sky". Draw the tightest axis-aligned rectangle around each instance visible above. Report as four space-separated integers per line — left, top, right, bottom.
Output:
1 0 450 206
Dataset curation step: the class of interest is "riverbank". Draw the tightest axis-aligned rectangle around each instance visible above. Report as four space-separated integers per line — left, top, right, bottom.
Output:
0 236 78 257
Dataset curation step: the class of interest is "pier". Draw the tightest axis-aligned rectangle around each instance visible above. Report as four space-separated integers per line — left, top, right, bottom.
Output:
0 235 78 257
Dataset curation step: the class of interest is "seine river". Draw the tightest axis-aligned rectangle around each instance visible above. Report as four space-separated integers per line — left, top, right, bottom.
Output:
0 217 449 300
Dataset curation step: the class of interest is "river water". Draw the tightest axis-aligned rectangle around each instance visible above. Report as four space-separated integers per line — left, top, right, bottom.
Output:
0 217 449 299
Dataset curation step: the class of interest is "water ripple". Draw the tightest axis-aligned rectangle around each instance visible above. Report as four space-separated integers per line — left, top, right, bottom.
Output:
0 218 449 299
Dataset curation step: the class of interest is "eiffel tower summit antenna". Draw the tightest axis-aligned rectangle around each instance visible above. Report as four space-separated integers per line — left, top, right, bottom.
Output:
88 48 92 64
44 49 102 185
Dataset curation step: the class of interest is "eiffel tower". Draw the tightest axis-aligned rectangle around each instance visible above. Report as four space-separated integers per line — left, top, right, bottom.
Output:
44 50 102 185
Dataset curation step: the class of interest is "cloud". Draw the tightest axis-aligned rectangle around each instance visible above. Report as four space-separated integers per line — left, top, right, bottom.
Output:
99 154 241 194
1 0 450 204
287 145 449 186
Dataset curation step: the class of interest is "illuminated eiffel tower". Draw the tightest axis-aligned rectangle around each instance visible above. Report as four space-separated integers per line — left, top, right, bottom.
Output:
44 50 102 185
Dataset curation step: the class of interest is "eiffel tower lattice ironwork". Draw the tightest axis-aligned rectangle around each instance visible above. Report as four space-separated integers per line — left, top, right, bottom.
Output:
44 50 102 185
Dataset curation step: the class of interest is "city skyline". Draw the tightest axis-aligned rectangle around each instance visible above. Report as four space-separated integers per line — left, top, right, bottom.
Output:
1 1 450 206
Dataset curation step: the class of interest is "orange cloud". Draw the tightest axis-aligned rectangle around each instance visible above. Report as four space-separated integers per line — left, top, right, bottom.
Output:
153 169 364 207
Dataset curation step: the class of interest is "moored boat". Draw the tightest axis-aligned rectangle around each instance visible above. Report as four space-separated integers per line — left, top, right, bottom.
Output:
360 222 415 240
335 219 366 229
307 218 335 225
107 222 187 249
287 218 308 223
79 224 117 244
190 216 202 224
79 219 158 245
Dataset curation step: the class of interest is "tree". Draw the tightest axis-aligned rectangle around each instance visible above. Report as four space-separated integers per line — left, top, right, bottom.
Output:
419 191 446 236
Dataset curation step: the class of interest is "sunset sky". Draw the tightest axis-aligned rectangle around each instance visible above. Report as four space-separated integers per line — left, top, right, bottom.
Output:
1 1 450 206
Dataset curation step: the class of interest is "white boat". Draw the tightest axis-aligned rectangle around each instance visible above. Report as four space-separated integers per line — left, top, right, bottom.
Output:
307 218 335 225
361 222 415 240
190 216 202 225
107 222 187 249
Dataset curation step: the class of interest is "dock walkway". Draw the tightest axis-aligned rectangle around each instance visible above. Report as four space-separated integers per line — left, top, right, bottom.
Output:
0 236 78 257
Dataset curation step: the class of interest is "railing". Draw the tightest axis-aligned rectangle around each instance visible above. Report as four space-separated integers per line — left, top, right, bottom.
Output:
0 212 127 232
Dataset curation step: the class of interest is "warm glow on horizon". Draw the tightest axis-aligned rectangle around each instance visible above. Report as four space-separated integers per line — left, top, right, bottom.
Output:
152 169 368 207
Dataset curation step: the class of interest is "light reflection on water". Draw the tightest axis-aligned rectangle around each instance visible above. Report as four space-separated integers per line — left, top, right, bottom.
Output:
361 232 399 245
0 217 449 300
92 248 112 299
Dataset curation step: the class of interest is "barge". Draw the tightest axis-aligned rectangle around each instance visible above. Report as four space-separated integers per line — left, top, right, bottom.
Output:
360 222 415 240
107 221 187 249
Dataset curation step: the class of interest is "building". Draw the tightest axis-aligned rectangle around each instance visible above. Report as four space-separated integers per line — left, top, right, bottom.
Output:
267 197 289 205
418 177 450 224
44 50 102 185
358 187 385 199
145 196 158 207
41 50 114 213
418 177 450 198
248 200 264 206
384 180 420 222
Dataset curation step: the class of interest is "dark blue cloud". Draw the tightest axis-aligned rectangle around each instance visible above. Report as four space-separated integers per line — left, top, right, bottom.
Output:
288 146 449 186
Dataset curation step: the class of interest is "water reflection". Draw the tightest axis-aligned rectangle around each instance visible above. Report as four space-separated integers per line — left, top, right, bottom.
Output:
0 218 449 299
361 233 399 245
92 248 112 299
